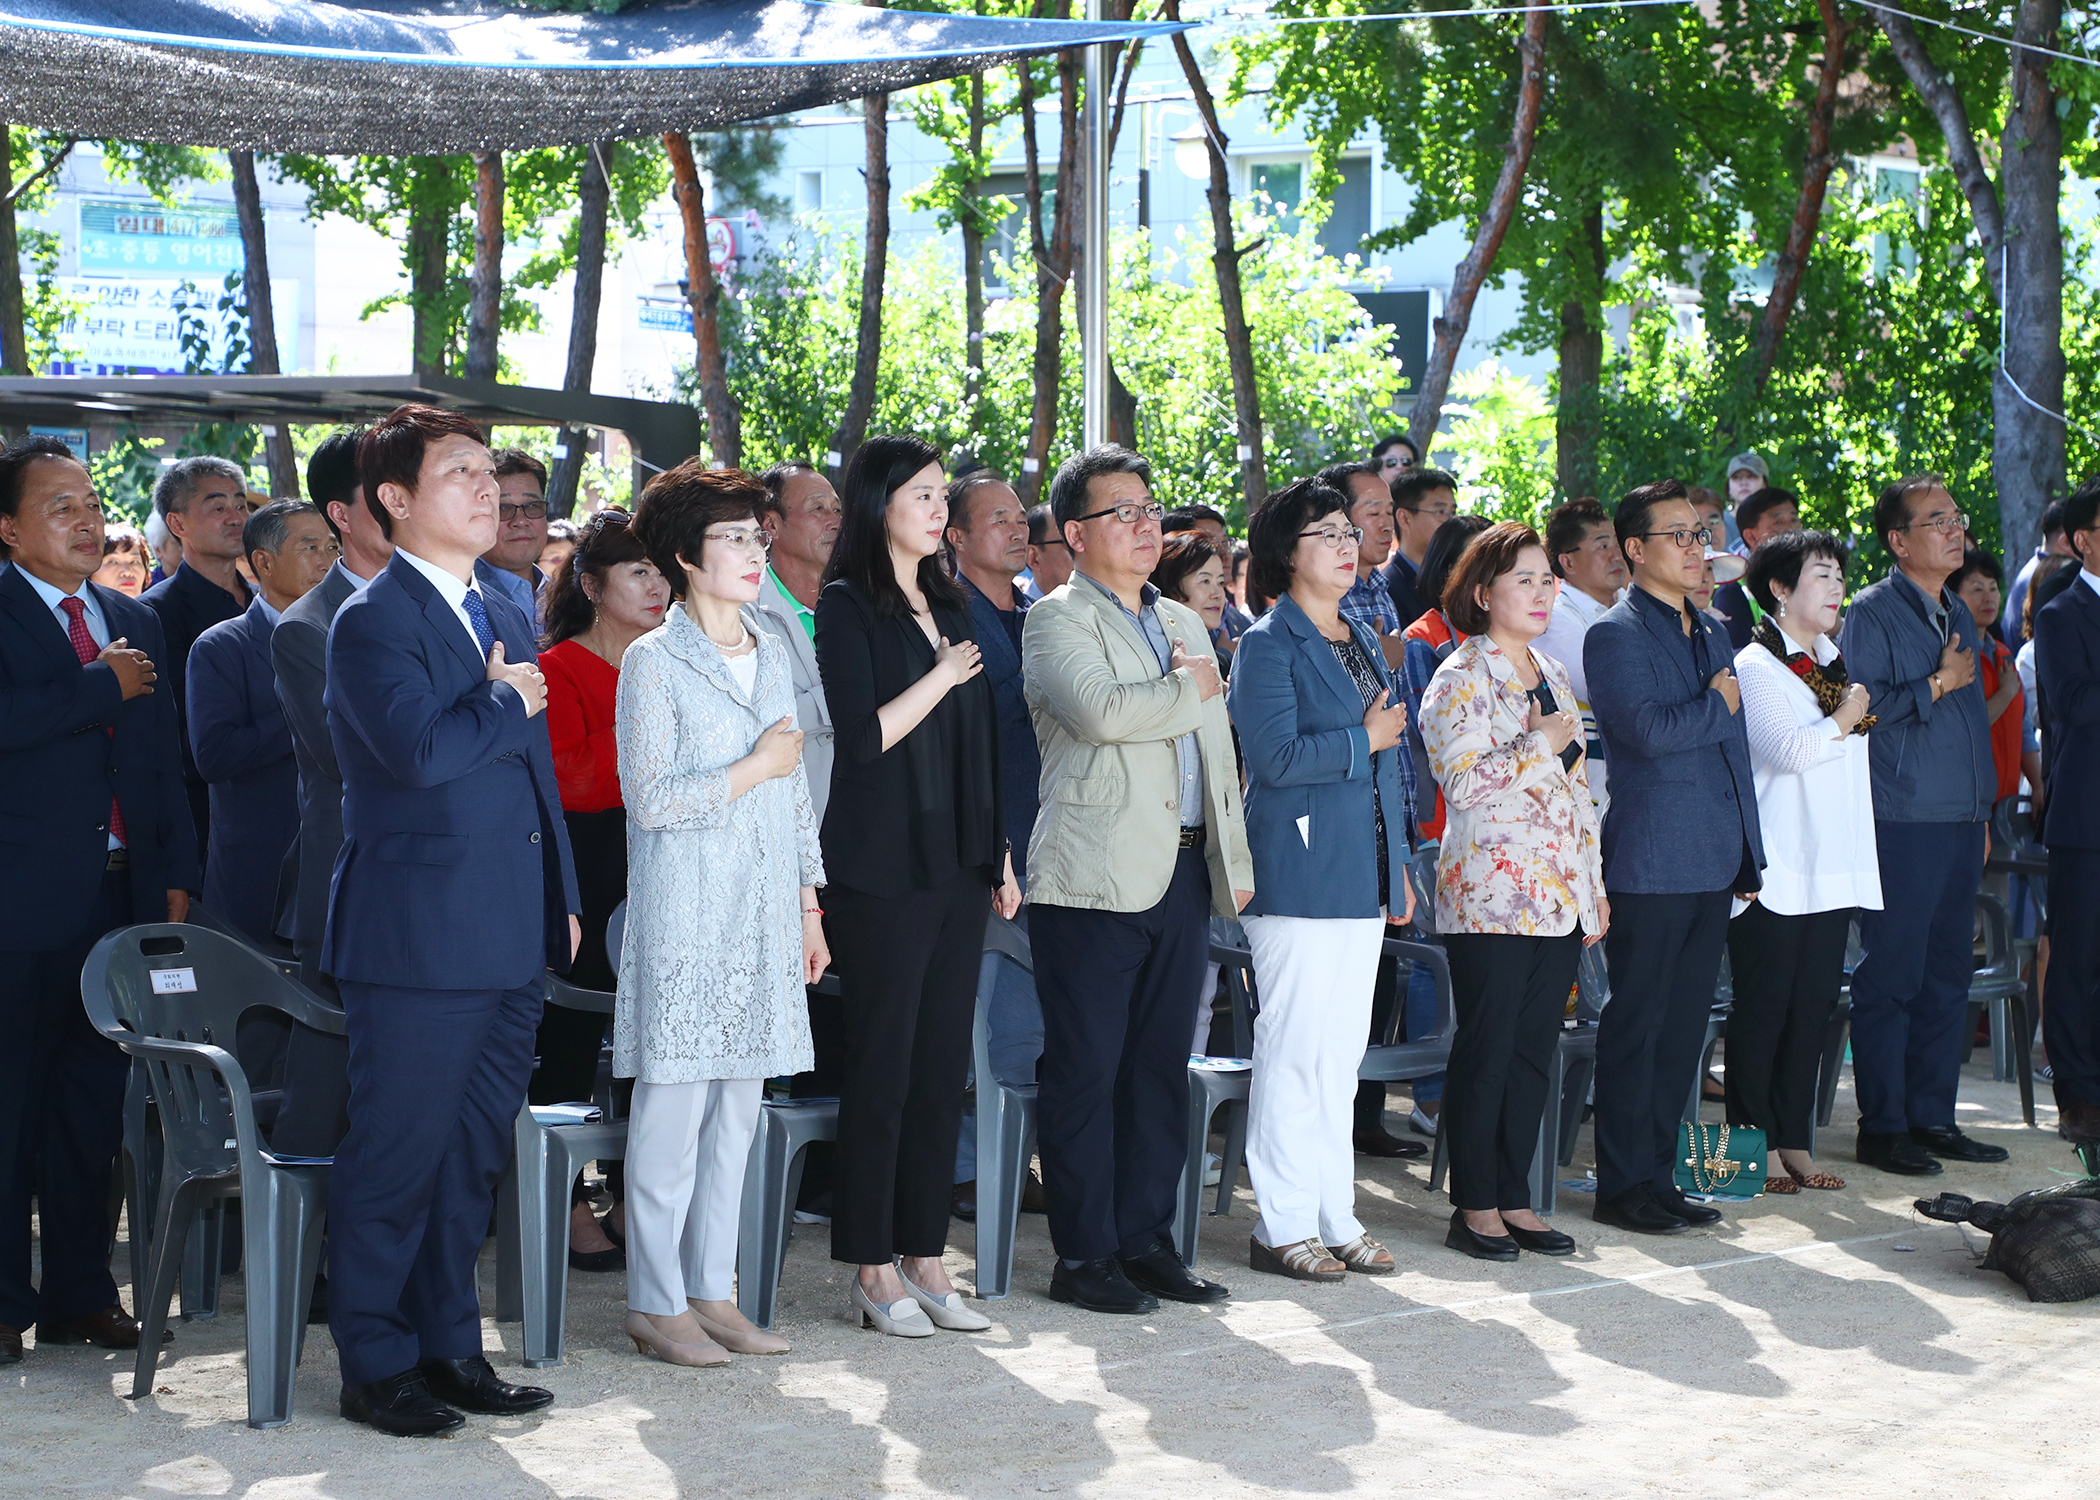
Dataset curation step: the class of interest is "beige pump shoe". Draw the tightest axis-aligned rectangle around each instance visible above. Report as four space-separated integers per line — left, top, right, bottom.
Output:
624 1309 730 1367
688 1300 791 1355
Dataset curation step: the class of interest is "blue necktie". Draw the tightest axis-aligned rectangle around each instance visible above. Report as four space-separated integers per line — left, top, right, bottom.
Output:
462 586 497 658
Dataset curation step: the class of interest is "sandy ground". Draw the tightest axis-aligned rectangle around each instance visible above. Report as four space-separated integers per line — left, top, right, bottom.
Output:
4 1060 2091 1500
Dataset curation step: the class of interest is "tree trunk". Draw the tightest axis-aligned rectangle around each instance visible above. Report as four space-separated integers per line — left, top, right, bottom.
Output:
228 150 301 497
464 149 504 381
0 126 27 378
1745 0 1848 396
406 159 450 377
547 141 613 519
1168 1 1266 510
1554 204 1606 499
1871 7 2005 299
666 132 741 469
1407 3 1548 460
828 90 890 473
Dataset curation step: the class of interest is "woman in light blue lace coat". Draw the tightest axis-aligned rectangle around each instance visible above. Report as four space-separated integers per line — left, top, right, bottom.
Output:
615 463 827 1368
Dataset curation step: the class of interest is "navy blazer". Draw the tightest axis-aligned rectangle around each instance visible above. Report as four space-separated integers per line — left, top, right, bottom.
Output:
2035 576 2100 851
188 596 299 943
963 575 1042 882
0 565 198 947
271 562 357 949
1227 593 1411 920
320 552 580 989
1584 586 1765 894
140 560 248 806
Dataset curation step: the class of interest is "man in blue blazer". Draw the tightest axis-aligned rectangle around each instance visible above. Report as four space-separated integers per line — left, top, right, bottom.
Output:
2036 476 2100 1148
187 500 339 945
1584 480 1764 1235
0 435 197 1365
322 405 580 1436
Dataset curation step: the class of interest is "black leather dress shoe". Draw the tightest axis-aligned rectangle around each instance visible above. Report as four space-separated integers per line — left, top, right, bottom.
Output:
1856 1129 1944 1176
1352 1127 1429 1160
2060 1100 2100 1147
1049 1257 1159 1314
0 1325 22 1365
1504 1222 1577 1256
1911 1125 2010 1163
1118 1242 1230 1303
1445 1210 1518 1261
1653 1186 1724 1226
417 1355 554 1415
1593 1188 1690 1235
951 1180 978 1222
568 1244 624 1273
341 1369 466 1437
35 1305 169 1348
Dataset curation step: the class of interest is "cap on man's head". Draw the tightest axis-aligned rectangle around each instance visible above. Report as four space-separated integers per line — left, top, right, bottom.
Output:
1726 451 1769 481
1704 547 1747 585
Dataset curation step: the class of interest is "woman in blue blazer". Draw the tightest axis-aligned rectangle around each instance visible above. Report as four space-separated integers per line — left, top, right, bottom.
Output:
1226 478 1414 1283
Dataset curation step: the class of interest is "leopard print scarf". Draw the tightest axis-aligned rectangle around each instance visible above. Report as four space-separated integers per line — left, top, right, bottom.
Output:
1752 618 1875 735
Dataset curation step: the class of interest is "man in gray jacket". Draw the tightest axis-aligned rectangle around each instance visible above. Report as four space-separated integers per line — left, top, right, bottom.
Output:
1838 473 2004 1176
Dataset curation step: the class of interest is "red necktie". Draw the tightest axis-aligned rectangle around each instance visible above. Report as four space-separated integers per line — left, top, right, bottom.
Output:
60 596 127 849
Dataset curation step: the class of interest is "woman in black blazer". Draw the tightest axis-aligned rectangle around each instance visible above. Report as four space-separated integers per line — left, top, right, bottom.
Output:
815 434 1021 1338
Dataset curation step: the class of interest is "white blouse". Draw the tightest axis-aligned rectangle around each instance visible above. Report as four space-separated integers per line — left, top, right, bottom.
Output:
1734 634 1883 917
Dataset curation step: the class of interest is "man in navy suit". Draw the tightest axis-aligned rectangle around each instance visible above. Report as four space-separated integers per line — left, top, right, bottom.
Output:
1585 480 1765 1235
187 500 339 944
321 405 580 1436
2036 476 2100 1148
0 435 197 1366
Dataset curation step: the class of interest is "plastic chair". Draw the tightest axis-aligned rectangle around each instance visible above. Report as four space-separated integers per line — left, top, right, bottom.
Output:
494 971 625 1368
82 923 342 1429
1962 892 2035 1127
1170 938 1255 1267
1813 922 1865 1142
970 913 1038 1300
735 1092 839 1331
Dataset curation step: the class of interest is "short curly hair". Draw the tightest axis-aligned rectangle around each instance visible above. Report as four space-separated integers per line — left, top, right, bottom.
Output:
1744 529 1850 614
1442 521 1548 637
1246 477 1351 603
629 460 765 600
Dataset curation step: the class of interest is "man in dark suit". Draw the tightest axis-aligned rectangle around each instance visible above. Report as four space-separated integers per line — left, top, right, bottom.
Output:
2035 476 2100 1148
140 456 252 874
322 405 580 1436
1585 479 1765 1235
0 435 197 1366
1710 487 1801 649
188 500 338 944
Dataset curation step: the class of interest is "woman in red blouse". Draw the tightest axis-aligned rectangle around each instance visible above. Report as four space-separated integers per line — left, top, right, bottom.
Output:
534 508 671 1268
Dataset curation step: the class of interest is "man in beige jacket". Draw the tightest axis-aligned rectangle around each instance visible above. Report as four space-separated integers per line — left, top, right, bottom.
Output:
1023 445 1254 1315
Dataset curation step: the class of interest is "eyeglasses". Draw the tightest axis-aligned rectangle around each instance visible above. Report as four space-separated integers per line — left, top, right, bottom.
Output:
1072 500 1166 527
1900 510 1970 536
1297 524 1364 549
1635 526 1714 551
499 501 549 522
704 527 772 554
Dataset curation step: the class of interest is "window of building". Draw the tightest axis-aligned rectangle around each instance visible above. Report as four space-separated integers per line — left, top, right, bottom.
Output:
1240 154 1372 268
796 169 824 215
979 171 1054 291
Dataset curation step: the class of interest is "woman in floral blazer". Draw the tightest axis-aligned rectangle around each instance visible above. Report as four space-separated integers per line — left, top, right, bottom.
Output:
1419 523 1607 1262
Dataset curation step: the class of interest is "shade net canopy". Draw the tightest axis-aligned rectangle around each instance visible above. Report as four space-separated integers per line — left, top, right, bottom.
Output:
0 0 1181 154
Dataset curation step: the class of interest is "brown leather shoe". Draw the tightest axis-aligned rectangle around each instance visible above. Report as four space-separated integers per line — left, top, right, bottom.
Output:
0 1325 21 1365
2059 1100 2100 1148
36 1306 169 1350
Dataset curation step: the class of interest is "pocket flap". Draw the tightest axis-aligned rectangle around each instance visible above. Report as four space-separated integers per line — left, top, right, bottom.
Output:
375 832 468 865
1054 776 1126 807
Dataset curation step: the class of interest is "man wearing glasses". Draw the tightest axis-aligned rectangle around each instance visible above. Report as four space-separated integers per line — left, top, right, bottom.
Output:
1382 468 1461 632
1584 480 1765 1235
1837 473 2002 1177
478 449 551 621
1023 445 1253 1315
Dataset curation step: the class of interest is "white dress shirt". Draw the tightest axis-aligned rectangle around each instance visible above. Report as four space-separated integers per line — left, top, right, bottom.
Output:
16 563 110 647
396 547 493 658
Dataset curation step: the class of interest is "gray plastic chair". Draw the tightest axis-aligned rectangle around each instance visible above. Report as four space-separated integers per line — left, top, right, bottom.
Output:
82 923 342 1429
1170 941 1255 1267
970 913 1037 1300
1963 892 2035 1126
735 1092 838 1330
494 971 625 1368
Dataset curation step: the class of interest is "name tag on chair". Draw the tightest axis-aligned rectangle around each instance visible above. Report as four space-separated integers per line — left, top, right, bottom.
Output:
151 968 198 994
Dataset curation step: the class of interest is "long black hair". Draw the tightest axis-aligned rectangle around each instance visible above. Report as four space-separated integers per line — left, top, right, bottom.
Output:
540 508 650 647
822 434 965 618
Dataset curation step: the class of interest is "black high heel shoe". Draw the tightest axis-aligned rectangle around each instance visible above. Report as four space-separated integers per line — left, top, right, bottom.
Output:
1445 1209 1518 1262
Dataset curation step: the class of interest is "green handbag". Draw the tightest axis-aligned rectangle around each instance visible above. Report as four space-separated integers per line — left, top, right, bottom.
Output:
1675 1121 1766 1196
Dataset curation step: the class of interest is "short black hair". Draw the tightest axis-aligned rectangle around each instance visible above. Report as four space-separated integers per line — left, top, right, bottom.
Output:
1390 467 1458 512
629 462 765 601
946 470 1013 533
1735 486 1799 536
1047 444 1152 530
1872 472 1948 554
153 455 245 520
755 460 818 519
1543 497 1612 579
242 498 321 569
1945 545 2002 597
0 432 81 522
2030 553 2081 628
1615 478 1691 549
357 404 487 540
492 447 548 490
1246 478 1350 603
1163 502 1227 535
1150 531 1223 606
1370 433 1417 464
306 428 363 538
1316 461 1384 519
2064 474 2100 565
2039 499 2067 541
1744 529 1849 615
824 434 964 618
1417 514 1494 617
1026 502 1058 548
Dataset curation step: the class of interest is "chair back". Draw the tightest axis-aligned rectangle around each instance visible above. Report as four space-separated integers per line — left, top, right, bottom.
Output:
1375 935 1454 1047
1576 940 1610 1014
1406 844 1439 936
1207 939 1258 1061
1974 892 2017 978
972 912 1034 1085
545 971 615 1017
605 900 627 972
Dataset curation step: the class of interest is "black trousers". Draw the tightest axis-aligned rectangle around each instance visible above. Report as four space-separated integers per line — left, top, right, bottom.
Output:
1594 889 1731 1201
0 871 130 1331
1033 847 1212 1262
2046 847 2100 1111
1442 930 1582 1211
827 873 988 1265
1723 903 1853 1152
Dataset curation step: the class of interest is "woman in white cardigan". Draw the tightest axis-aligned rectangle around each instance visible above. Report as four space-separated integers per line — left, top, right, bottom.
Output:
1728 530 1882 1194
616 462 829 1366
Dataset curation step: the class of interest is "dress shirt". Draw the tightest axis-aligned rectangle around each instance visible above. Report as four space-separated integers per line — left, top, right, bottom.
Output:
483 561 545 622
1338 568 1400 638
397 548 493 657
1078 571 1204 827
332 557 379 595
17 564 109 647
2084 567 2100 603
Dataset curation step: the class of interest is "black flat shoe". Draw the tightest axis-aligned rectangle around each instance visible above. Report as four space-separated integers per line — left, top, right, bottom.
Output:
1118 1241 1230 1303
1504 1222 1577 1256
1910 1125 2010 1163
341 1369 466 1437
1592 1189 1690 1236
1653 1186 1724 1226
1049 1257 1159 1315
1352 1128 1428 1160
568 1245 624 1273
417 1355 553 1415
599 1210 625 1249
1856 1129 1944 1176
1445 1210 1518 1261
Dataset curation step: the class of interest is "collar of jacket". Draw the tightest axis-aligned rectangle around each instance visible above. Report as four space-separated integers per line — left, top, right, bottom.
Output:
1268 589 1387 701
660 599 774 700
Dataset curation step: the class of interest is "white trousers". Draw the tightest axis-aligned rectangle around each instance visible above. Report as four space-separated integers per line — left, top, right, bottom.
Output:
1243 914 1385 1250
624 1077 763 1313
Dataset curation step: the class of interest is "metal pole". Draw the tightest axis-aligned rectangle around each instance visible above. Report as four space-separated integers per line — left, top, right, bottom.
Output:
1081 2 1110 449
